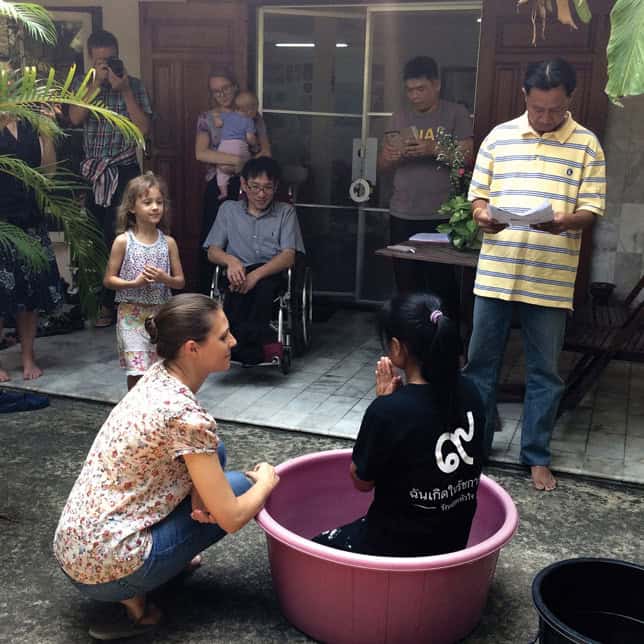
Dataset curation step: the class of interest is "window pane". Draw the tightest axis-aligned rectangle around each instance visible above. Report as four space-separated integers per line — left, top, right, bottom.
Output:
369 11 480 114
367 115 394 210
263 11 365 113
265 113 360 206
298 206 357 294
361 211 394 301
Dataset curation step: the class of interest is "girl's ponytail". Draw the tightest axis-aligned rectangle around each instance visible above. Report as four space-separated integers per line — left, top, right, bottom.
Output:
422 308 464 431
379 293 464 431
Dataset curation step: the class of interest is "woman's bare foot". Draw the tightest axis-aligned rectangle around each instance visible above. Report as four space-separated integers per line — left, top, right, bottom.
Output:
185 554 202 573
135 602 162 626
121 595 162 625
0 366 10 382
531 465 557 491
22 359 43 380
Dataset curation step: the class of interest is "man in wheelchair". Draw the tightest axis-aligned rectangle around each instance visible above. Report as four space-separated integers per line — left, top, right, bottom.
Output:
203 157 305 365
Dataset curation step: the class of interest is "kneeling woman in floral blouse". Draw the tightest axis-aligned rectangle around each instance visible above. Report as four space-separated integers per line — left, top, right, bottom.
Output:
53 293 279 640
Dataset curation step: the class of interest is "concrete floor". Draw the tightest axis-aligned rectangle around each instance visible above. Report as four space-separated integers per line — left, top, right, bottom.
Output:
1 308 643 485
1 397 643 644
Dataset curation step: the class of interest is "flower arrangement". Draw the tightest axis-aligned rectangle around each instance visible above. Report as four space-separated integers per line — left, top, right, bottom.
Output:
434 126 472 197
434 126 481 251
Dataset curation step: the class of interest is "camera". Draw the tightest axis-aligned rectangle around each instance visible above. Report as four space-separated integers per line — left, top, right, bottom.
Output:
106 56 125 78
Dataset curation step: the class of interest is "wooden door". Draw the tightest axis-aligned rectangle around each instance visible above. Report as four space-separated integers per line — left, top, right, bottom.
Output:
140 1 248 290
474 0 612 308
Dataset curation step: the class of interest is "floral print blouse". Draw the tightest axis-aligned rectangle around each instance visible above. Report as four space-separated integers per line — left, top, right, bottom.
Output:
53 362 219 584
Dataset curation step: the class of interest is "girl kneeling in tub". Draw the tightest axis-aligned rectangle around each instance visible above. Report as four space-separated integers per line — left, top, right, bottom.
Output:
54 294 279 640
314 292 484 557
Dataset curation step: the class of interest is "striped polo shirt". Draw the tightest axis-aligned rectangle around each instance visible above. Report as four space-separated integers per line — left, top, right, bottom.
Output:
468 111 606 309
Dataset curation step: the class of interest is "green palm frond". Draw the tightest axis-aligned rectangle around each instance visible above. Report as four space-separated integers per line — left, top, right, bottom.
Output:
0 67 145 146
1 3 143 316
43 193 107 318
0 220 48 269
0 1 57 44
0 156 106 315
0 154 74 197
0 105 62 140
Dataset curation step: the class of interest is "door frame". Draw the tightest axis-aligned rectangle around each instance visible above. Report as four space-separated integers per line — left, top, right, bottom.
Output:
256 2 481 303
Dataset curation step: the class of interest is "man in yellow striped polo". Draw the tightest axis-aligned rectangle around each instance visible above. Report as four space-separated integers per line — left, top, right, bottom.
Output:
465 58 606 491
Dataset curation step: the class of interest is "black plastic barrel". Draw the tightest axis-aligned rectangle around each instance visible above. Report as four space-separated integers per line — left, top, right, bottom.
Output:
532 558 644 643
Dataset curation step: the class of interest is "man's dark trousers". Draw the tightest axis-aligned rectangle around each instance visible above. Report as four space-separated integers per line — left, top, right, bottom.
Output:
224 264 284 364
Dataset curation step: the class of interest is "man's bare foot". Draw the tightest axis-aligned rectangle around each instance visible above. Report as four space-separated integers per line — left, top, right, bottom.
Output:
22 360 43 380
0 367 10 382
531 465 557 491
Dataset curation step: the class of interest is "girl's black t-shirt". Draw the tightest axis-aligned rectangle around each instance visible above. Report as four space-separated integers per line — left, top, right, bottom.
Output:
352 378 485 557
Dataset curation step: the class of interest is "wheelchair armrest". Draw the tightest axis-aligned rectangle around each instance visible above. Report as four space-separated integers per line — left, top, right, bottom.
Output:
210 263 227 300
211 261 295 301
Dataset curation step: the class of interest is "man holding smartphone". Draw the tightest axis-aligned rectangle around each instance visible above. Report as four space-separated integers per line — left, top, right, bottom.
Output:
69 30 152 328
379 56 473 316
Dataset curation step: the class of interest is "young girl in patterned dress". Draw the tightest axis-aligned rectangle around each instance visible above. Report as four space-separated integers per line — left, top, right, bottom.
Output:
104 172 185 389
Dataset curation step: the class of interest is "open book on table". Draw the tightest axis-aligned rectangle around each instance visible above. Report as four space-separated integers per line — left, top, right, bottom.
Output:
488 200 554 226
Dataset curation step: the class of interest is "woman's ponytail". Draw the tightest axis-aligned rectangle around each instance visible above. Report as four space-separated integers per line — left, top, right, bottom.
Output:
146 294 220 361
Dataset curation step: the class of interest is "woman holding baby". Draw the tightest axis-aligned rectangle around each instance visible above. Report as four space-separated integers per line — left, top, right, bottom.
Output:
195 71 271 294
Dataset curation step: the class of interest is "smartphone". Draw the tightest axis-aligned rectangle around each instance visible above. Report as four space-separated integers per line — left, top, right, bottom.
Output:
384 130 404 150
106 56 125 78
385 126 419 150
399 125 420 142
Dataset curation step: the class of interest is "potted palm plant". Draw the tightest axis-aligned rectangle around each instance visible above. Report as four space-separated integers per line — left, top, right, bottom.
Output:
0 1 144 315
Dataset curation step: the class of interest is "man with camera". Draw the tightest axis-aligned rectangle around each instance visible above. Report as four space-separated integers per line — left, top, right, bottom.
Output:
69 30 152 327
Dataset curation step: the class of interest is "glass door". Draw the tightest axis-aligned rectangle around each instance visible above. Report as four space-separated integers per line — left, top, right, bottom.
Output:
259 7 367 300
258 3 481 303
360 3 481 301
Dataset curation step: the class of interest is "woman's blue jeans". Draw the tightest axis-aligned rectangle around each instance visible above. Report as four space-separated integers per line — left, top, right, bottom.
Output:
462 296 567 466
68 442 252 602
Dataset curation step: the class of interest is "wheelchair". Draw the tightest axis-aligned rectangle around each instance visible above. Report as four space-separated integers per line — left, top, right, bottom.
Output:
209 253 312 374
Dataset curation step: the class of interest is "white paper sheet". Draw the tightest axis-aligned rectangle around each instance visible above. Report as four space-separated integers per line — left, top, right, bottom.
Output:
408 233 450 243
488 200 554 226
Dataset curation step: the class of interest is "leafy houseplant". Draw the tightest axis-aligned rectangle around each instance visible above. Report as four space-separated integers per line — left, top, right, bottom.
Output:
436 195 481 251
0 1 144 315
433 126 481 251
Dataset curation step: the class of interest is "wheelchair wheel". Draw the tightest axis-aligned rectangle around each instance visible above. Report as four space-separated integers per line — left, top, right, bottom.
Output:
280 347 292 375
292 266 313 356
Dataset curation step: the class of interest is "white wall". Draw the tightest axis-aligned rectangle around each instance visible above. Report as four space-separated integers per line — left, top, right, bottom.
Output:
592 95 644 299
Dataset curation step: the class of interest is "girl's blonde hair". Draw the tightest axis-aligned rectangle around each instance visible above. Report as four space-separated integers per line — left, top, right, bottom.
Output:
115 171 171 234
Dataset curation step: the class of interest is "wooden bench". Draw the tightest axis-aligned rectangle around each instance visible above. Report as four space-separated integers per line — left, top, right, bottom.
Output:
558 276 644 416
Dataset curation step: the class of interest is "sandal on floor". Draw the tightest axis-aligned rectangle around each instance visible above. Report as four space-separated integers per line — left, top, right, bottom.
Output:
0 333 17 351
94 307 115 329
88 611 162 641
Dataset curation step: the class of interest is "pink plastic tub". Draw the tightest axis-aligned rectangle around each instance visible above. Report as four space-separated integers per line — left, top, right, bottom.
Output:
256 449 518 644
